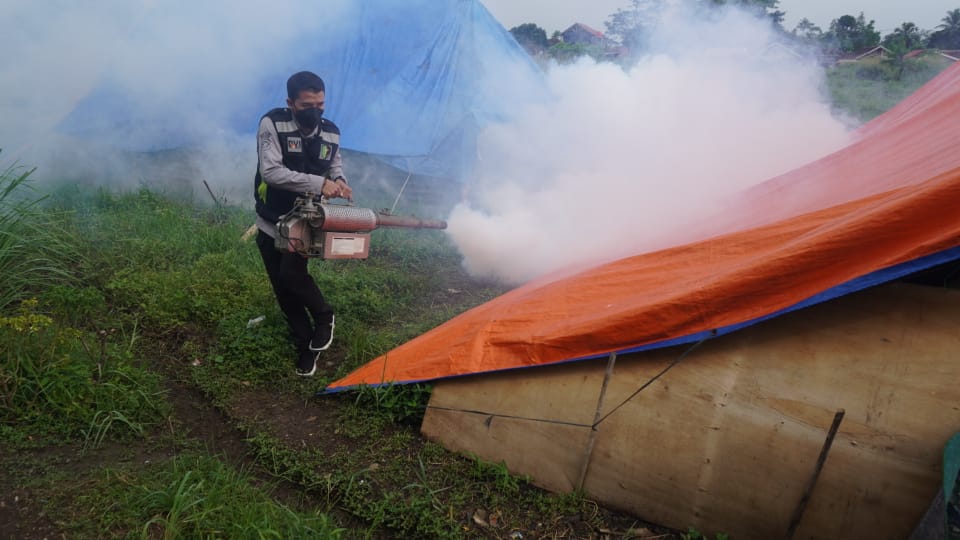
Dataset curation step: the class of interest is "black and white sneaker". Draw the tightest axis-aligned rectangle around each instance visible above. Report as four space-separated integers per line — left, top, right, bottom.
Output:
296 348 319 377
309 314 335 351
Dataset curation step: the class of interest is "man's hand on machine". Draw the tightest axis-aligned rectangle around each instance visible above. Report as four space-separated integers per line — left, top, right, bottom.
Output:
321 177 352 200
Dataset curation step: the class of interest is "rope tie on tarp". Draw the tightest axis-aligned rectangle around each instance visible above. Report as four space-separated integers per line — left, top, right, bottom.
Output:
425 336 710 430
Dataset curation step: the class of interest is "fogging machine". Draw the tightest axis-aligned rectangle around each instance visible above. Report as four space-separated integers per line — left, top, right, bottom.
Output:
275 194 447 259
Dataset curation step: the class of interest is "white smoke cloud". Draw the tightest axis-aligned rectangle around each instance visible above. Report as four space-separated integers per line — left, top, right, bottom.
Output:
0 1 135 160
2 0 851 272
448 4 853 284
0 0 354 196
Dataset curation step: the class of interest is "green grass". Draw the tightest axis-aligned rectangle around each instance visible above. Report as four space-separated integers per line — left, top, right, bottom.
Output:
0 151 81 312
243 427 610 539
681 527 730 540
825 55 954 122
0 180 533 537
38 183 496 386
0 299 169 447
71 453 345 539
349 382 433 426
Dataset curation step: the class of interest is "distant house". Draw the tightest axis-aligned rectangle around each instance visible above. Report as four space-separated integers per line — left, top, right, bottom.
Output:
900 49 959 61
942 50 960 61
836 45 893 64
889 48 958 62
825 46 959 67
816 52 841 66
762 42 805 62
560 23 613 48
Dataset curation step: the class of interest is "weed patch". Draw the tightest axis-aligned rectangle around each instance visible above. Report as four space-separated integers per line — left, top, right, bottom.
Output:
350 383 433 426
0 300 168 446
73 453 345 539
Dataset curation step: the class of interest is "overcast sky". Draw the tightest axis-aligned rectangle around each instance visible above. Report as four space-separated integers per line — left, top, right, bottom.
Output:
481 0 960 35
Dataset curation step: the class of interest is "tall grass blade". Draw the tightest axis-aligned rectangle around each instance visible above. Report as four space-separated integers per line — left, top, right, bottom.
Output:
0 150 82 312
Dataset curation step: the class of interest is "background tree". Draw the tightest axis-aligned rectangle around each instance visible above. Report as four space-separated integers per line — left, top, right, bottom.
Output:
881 22 927 51
707 0 786 29
547 42 604 64
792 17 823 42
822 13 881 53
604 0 662 50
509 23 549 56
604 0 786 52
928 8 960 49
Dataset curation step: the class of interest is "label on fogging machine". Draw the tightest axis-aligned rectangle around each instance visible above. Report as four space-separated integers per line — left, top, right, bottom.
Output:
331 236 364 255
323 232 370 259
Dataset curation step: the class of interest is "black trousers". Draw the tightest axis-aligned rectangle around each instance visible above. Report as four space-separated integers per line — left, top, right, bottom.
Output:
256 230 333 352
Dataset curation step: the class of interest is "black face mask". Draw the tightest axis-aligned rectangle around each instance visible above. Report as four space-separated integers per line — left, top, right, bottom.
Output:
294 107 323 129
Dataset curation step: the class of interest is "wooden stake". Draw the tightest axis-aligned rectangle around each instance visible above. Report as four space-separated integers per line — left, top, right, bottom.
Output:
785 408 846 540
202 179 220 207
577 352 618 491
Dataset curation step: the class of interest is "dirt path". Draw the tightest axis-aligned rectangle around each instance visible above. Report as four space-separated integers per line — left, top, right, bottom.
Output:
2 356 679 540
0 378 367 539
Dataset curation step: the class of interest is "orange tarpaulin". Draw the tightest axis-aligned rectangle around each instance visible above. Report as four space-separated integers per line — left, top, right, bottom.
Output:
326 62 960 392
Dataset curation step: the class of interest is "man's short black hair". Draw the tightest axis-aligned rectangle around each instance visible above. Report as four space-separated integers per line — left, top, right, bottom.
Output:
287 71 326 100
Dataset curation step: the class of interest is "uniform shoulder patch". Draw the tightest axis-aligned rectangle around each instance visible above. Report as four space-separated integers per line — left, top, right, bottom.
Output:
259 131 273 151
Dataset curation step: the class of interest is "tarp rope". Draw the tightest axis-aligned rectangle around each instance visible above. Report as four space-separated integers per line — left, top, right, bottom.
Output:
592 337 707 427
424 337 709 430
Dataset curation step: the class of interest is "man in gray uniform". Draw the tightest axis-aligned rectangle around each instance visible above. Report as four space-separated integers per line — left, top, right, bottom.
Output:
254 71 352 376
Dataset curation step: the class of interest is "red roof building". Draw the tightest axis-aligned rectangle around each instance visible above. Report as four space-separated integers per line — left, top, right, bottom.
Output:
561 23 612 47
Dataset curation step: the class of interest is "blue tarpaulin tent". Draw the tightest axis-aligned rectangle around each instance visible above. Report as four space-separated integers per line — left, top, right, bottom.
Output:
59 0 543 180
